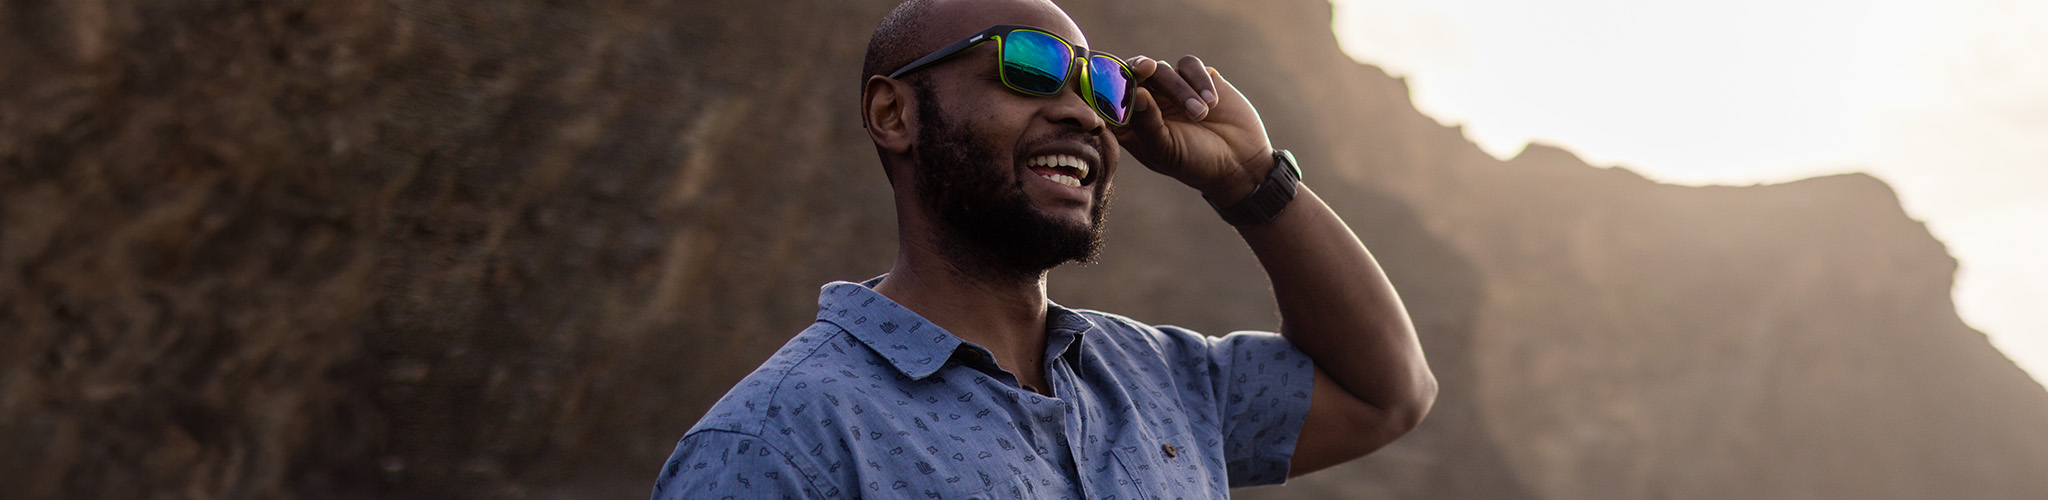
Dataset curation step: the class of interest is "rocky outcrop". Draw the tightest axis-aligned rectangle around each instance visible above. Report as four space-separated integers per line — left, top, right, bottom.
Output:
4 0 2043 499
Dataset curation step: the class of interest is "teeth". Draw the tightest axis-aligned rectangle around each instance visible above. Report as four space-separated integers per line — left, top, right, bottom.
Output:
1037 171 1082 188
1028 154 1090 184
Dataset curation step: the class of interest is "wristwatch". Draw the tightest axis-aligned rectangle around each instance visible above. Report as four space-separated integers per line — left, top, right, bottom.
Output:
1207 149 1302 227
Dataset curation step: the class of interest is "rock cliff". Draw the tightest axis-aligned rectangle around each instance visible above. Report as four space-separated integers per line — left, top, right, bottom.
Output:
3 0 2043 499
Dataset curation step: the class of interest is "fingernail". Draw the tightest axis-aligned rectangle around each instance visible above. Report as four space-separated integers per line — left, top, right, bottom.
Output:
1185 98 1207 118
1200 90 1216 104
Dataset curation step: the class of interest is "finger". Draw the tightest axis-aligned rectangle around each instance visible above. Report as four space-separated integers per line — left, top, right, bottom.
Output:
1125 55 1159 81
1113 87 1172 158
1205 66 1257 120
1138 56 1208 121
1176 54 1218 107
1203 67 1275 161
1123 57 1183 118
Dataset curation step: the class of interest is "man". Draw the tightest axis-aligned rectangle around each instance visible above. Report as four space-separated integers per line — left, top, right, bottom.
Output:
652 0 1435 497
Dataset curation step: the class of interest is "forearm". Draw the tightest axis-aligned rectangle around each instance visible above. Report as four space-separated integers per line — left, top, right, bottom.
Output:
1235 185 1437 425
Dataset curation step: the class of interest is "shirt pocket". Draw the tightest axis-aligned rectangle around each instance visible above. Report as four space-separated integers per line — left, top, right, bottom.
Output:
1109 430 1216 500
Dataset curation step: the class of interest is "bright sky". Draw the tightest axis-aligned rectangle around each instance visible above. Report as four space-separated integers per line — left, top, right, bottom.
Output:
1328 0 2048 391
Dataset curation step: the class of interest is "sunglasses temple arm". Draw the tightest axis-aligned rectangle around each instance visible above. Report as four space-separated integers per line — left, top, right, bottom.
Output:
886 33 991 79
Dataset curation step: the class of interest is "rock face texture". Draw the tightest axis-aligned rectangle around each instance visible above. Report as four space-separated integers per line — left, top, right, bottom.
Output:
4 0 2044 499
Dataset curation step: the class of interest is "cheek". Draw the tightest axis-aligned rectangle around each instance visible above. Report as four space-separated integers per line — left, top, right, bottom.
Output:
1096 133 1121 181
959 107 1034 156
983 100 1040 133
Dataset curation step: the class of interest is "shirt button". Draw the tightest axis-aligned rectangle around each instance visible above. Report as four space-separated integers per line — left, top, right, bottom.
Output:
1162 443 1178 458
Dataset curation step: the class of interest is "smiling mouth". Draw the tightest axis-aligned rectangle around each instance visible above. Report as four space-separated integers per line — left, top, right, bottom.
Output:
1026 154 1092 188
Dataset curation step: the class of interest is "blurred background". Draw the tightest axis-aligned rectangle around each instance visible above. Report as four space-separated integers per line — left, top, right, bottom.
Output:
1331 0 2048 397
2 0 2043 499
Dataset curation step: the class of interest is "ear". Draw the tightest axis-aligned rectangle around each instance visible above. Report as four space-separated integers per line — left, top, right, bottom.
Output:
863 75 915 155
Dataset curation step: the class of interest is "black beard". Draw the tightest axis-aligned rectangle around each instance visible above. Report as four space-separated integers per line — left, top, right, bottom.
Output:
912 83 1109 282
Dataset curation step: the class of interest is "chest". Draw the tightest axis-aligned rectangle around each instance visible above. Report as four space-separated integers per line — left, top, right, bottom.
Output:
808 358 1223 500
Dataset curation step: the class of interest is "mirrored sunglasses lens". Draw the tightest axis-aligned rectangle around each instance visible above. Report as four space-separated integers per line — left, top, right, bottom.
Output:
1002 30 1071 95
1088 55 1131 123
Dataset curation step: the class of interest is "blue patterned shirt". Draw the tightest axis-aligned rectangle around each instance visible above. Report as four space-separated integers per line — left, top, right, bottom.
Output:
652 278 1314 499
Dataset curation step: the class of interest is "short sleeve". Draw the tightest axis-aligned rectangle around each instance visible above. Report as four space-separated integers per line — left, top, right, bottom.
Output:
651 430 828 500
1204 330 1315 487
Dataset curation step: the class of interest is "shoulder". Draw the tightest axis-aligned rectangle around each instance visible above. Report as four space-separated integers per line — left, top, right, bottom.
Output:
657 428 841 499
1066 308 1201 341
1065 308 1216 358
667 319 908 500
690 320 874 437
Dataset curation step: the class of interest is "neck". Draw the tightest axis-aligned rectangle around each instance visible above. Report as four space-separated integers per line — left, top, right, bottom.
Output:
875 228 1053 394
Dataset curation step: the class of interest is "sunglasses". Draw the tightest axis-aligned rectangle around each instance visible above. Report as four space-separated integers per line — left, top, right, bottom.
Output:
887 24 1134 126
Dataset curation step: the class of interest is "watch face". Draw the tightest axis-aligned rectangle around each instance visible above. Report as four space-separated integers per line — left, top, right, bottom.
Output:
1277 150 1302 179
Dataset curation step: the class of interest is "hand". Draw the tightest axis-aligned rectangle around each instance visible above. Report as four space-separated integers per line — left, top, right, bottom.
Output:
1114 54 1274 205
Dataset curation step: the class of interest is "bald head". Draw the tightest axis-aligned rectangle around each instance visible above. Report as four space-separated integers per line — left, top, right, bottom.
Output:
860 0 1088 88
861 0 936 85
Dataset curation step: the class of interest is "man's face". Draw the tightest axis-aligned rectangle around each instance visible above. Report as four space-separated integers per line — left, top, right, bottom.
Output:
910 66 1117 276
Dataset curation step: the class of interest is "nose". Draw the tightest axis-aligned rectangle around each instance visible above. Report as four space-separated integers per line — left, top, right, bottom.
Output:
1044 58 1106 132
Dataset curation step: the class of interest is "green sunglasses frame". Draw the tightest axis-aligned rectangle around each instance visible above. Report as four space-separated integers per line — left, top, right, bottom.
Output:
887 24 1134 126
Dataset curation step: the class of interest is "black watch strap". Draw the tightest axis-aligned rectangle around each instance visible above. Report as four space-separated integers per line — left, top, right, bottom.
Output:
1208 149 1303 227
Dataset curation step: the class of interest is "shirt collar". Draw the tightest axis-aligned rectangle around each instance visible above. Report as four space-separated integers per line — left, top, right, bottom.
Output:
815 278 962 379
1044 302 1095 366
815 276 1101 380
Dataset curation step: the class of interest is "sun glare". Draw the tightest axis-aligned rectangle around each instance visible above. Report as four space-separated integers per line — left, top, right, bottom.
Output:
1331 0 2048 390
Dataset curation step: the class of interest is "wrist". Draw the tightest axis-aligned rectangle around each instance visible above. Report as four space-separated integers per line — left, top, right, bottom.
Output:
1196 148 1276 206
1206 149 1302 227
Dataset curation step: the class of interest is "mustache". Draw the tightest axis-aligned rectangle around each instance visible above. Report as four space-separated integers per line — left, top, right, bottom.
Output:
1020 132 1109 158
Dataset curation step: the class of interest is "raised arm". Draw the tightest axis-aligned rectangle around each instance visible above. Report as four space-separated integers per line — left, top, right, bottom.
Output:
1115 54 1437 476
